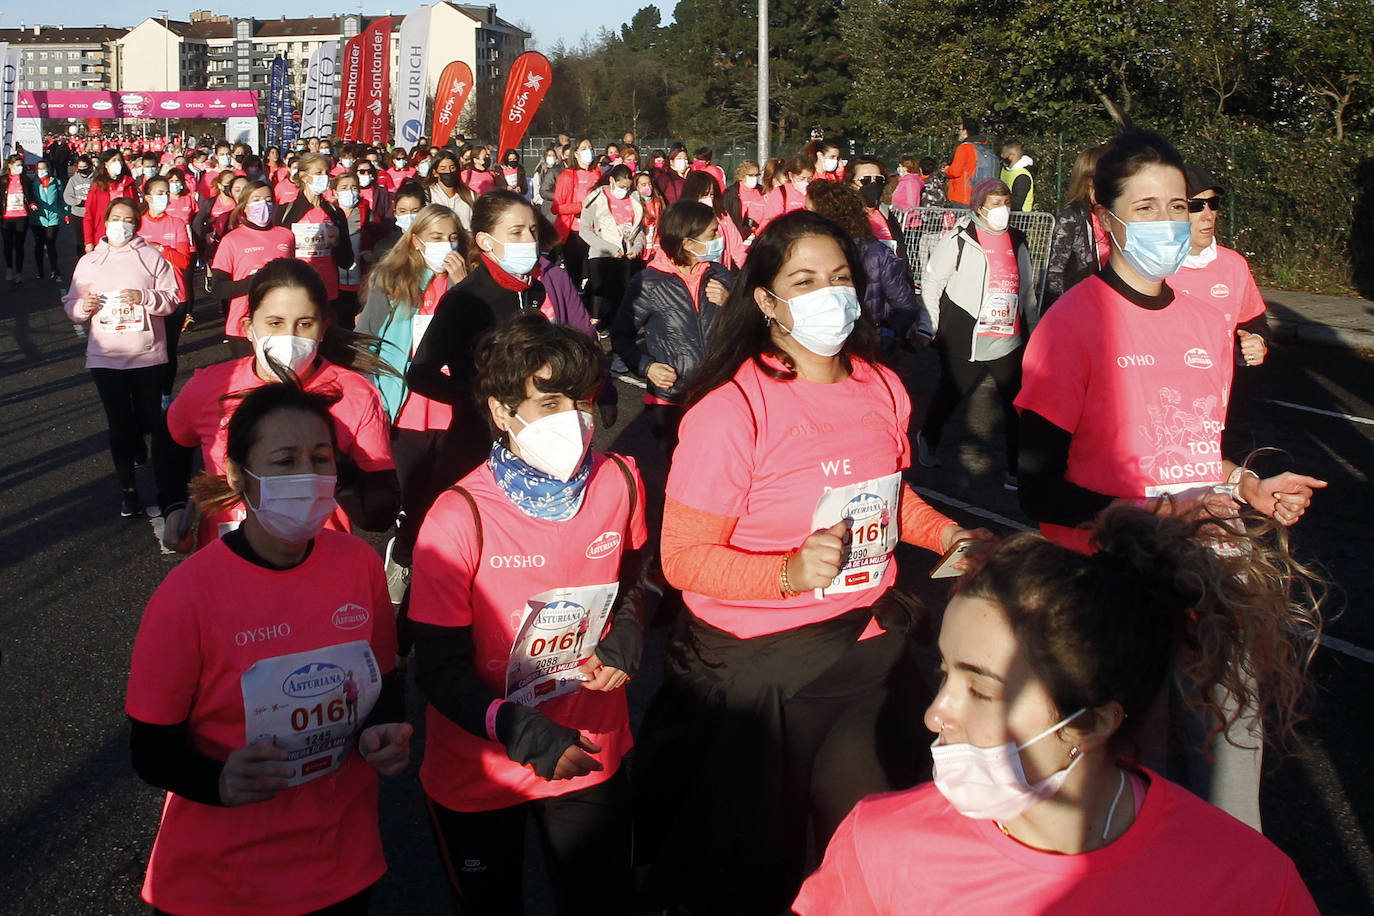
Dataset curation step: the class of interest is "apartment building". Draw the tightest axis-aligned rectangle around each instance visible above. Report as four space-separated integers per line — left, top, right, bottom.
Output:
0 25 123 92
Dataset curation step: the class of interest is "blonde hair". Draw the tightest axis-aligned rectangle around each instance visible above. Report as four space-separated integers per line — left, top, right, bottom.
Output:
361 204 469 322
294 152 331 189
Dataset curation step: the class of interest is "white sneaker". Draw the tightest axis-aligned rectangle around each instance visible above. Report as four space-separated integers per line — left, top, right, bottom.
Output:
383 537 410 606
161 395 174 411
916 431 941 468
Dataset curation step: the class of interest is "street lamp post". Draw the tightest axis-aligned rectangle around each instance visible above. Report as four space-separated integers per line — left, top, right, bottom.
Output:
757 0 769 162
157 10 170 140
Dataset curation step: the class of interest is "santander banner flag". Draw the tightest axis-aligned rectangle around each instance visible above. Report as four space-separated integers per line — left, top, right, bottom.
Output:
338 34 365 140
496 52 552 157
431 61 473 148
357 17 392 146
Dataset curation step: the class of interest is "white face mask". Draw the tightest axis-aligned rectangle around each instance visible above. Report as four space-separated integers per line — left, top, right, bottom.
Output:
984 205 1011 232
610 186 630 200
320 148 332 157
8 165 22 175
337 189 360 209
577 148 594 167
309 173 330 195
107 160 123 177
218 154 232 167
420 239 457 272
340 158 355 168
395 212 417 232
545 155 557 167
147 194 169 215
1183 238 1218 270
821 156 839 173
357 173 374 187
672 158 688 172
417 160 432 176
243 468 337 543
770 285 861 357
105 221 135 246
169 181 184 195
37 168 49 178
792 178 810 195
509 409 595 481
393 158 408 169
931 708 1087 822
253 332 320 378
483 237 539 276
744 175 759 189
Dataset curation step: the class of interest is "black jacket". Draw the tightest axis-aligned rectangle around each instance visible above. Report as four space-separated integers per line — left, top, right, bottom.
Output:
612 261 733 403
1043 201 1099 310
408 263 548 410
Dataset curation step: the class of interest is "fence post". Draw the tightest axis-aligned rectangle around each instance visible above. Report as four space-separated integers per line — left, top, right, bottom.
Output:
1228 136 1236 247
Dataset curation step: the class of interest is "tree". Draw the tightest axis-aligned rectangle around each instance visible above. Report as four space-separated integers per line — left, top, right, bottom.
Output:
1276 0 1374 140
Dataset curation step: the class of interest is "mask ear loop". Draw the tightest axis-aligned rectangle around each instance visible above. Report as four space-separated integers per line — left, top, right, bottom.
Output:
1014 707 1087 752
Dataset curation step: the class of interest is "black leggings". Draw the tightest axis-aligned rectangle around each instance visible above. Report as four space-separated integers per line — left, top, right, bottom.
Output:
645 402 685 460
634 609 929 914
584 256 632 325
32 223 60 276
89 365 171 497
154 884 373 916
425 771 631 916
162 302 190 395
389 427 478 568
1 216 28 271
922 305 1023 469
561 232 590 289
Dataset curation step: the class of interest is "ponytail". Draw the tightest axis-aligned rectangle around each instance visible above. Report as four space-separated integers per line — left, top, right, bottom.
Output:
956 506 1325 754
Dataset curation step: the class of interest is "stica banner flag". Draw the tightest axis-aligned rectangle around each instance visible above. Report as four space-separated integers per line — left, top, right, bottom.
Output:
430 61 473 148
339 34 365 141
496 52 552 158
358 17 393 146
394 6 431 147
301 41 338 139
267 55 288 148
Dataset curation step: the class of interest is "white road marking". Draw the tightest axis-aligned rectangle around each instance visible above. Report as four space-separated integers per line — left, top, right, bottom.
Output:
915 487 1374 664
908 485 1032 532
1262 398 1374 427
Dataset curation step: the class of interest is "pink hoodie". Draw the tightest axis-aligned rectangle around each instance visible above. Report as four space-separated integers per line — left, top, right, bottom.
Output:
63 236 180 370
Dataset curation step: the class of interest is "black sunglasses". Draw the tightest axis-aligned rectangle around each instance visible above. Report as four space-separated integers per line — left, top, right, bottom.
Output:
857 175 887 185
1187 196 1223 213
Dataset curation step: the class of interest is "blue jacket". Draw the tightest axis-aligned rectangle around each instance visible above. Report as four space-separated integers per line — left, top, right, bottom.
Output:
30 175 68 228
861 236 921 338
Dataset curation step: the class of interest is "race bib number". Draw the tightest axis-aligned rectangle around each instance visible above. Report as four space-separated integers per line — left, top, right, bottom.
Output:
411 314 434 357
241 640 381 787
976 293 1018 338
292 221 330 259
810 472 903 595
94 293 149 334
5 192 23 214
506 582 619 707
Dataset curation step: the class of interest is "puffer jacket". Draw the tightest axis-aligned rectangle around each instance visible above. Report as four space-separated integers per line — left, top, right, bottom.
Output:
1042 200 1101 310
612 256 734 403
579 186 645 258
920 219 1038 363
31 174 68 227
860 237 921 338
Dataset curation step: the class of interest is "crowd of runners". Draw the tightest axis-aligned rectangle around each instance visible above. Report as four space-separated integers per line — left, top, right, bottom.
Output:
18 119 1330 914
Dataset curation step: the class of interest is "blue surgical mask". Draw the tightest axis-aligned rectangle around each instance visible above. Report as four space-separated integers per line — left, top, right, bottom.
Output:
1106 210 1191 282
693 235 724 263
484 237 538 276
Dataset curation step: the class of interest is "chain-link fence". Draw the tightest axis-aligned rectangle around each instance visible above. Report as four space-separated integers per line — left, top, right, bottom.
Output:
890 207 1057 301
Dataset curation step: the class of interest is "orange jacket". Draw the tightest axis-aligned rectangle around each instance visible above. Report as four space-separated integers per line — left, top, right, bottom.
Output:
945 141 980 205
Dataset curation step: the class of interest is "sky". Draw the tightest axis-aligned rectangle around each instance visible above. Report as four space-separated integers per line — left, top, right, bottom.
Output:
1 2 678 53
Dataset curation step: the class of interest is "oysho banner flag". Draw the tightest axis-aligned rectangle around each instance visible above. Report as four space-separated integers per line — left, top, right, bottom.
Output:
395 6 431 147
496 52 552 158
430 61 473 148
358 17 393 146
0 46 19 160
339 34 366 141
301 41 338 139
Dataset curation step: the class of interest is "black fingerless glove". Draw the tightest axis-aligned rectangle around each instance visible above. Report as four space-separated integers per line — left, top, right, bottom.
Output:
496 702 580 780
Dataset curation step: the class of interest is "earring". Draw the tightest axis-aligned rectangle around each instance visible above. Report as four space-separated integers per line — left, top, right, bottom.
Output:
1068 746 1081 760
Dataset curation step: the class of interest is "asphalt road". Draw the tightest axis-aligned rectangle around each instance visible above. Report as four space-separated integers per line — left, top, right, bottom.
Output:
1 236 1371 914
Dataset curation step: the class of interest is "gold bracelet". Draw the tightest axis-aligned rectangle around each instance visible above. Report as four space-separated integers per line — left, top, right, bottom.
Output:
780 550 800 598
